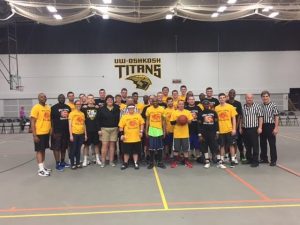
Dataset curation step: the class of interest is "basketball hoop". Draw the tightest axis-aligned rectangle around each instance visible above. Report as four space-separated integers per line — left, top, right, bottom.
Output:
16 86 24 92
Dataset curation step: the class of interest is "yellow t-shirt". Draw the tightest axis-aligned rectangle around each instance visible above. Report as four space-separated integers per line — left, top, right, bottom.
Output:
164 107 175 133
162 95 169 103
179 95 186 101
119 113 145 143
30 104 51 135
136 102 144 114
173 99 179 109
67 102 75 111
146 106 165 129
120 103 127 111
197 103 204 111
69 110 85 134
170 109 193 138
215 103 237 134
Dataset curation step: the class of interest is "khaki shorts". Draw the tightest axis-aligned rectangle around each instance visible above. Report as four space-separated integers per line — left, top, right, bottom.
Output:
101 127 118 142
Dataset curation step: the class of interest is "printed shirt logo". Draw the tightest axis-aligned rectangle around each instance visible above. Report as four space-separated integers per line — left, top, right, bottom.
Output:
43 111 50 121
218 111 229 121
87 109 97 120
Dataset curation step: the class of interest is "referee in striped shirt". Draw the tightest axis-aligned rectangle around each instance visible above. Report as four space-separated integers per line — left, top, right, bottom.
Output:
240 94 263 167
260 90 279 166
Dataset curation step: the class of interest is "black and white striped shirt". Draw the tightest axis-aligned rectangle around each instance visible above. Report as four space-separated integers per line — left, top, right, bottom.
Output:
242 103 263 128
261 102 279 124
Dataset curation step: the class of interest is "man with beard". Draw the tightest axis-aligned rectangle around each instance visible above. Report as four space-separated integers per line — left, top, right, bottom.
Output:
50 94 71 171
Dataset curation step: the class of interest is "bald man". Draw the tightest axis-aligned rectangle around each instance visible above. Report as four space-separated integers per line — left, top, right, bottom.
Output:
31 93 52 176
240 94 263 167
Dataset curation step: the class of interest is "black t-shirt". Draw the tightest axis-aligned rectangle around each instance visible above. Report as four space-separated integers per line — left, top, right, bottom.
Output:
51 103 71 133
197 109 219 134
95 99 105 108
185 105 202 134
227 100 242 127
81 105 100 132
204 97 219 110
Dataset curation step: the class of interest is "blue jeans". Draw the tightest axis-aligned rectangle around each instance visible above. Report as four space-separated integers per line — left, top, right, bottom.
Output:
70 134 84 166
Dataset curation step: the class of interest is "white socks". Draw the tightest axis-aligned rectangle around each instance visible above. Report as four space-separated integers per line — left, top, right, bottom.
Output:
38 163 44 171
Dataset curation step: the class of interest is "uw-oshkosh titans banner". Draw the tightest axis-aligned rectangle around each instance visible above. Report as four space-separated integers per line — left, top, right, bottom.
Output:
114 58 161 90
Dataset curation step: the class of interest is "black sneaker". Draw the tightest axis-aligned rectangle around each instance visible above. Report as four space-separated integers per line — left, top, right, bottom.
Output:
157 162 166 169
76 164 83 168
270 162 276 167
259 159 269 164
134 163 139 170
71 165 77 170
147 163 154 169
121 163 128 170
230 161 236 168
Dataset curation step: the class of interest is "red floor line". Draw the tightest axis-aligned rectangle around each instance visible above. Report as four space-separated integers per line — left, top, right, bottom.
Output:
225 168 271 201
2 199 300 213
277 164 300 177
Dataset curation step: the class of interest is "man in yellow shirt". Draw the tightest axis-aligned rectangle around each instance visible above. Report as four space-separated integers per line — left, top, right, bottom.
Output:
164 97 175 159
30 93 52 177
119 104 145 170
146 97 166 169
66 91 75 111
68 100 87 169
162 86 169 103
215 93 237 169
179 85 187 101
170 100 193 168
172 90 180 109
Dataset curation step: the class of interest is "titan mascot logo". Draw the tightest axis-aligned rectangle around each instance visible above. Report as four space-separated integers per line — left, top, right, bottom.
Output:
114 58 161 91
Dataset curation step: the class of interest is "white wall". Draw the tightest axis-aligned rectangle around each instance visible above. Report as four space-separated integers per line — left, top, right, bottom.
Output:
0 51 300 99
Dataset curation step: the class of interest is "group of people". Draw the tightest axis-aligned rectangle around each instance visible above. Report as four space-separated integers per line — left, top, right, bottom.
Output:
30 85 279 177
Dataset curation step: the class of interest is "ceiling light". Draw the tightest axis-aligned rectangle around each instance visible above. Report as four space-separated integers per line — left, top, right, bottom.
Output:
227 0 237 3
97 6 109 13
47 5 57 13
53 14 62 20
102 14 109 19
211 12 219 18
269 12 279 18
217 6 227 13
103 0 112 3
166 14 173 20
262 6 273 12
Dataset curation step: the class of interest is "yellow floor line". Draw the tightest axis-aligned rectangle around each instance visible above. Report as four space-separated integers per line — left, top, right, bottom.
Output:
1 204 300 219
153 167 169 209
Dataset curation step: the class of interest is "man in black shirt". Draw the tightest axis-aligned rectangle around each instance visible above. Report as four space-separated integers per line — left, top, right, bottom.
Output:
81 94 101 166
185 95 202 162
50 94 71 171
227 89 244 162
95 89 106 108
198 100 219 168
204 87 219 110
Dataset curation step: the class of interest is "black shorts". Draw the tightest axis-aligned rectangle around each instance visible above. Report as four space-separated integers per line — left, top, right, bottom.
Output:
50 132 69 151
219 132 235 147
34 134 50 152
122 142 141 155
85 131 100 146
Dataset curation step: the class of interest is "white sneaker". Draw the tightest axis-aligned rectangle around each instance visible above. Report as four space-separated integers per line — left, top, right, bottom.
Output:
110 162 116 167
100 163 105 168
204 163 210 169
234 158 239 164
43 167 52 173
96 160 102 166
38 169 50 177
217 162 227 169
82 160 88 167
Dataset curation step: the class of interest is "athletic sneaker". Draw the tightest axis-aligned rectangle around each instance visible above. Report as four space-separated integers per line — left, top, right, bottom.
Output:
71 165 77 170
170 161 178 168
56 163 64 172
217 161 227 169
96 160 102 166
76 164 83 168
110 162 116 167
60 161 70 168
134 163 139 170
157 162 166 169
185 160 193 168
204 163 210 169
147 163 154 169
230 161 236 168
234 158 239 164
38 169 50 177
82 160 88 167
100 163 105 168
44 167 52 173
121 163 128 170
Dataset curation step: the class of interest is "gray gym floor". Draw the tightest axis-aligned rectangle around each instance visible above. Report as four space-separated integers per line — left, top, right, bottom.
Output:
0 126 299 225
